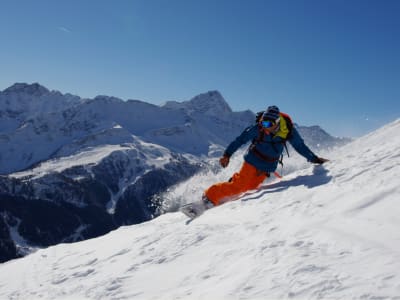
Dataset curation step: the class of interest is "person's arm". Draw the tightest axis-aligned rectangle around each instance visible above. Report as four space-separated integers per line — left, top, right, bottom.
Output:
220 125 258 167
288 127 328 164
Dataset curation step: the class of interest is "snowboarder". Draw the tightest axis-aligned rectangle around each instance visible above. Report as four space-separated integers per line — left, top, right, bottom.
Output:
181 105 328 219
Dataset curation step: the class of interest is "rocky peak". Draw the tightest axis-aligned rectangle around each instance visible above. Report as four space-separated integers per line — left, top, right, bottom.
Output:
3 83 50 97
162 91 233 118
188 91 232 115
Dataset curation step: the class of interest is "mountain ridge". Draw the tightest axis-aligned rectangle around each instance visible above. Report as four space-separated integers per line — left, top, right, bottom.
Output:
0 83 256 174
0 80 348 176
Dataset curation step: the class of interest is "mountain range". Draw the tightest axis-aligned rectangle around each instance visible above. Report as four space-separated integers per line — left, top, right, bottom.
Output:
0 83 350 263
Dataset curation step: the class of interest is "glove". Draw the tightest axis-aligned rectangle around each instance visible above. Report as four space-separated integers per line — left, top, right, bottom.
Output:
219 155 230 168
312 156 329 164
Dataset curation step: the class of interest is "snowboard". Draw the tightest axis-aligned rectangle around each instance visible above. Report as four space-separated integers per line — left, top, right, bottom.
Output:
180 198 213 220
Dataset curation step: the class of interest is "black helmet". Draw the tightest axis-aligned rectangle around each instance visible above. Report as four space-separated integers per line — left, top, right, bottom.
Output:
262 105 280 122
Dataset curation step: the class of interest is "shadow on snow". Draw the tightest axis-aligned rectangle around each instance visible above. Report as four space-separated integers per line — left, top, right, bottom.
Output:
242 165 332 202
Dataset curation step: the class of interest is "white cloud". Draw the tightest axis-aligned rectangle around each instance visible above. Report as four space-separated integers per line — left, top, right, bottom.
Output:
58 26 71 34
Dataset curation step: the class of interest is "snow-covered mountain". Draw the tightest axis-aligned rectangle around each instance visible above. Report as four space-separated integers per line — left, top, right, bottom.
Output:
0 138 201 261
0 86 254 174
0 83 350 263
0 84 254 262
0 84 347 174
0 83 82 134
0 119 398 299
296 124 350 150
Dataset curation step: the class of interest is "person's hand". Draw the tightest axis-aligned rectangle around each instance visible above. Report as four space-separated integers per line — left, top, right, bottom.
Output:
219 155 230 168
312 156 329 164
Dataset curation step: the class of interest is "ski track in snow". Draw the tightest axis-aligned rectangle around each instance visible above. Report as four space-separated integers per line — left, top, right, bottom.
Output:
0 119 400 299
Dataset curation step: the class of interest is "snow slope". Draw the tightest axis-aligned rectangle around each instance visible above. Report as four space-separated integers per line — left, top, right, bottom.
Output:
0 119 399 299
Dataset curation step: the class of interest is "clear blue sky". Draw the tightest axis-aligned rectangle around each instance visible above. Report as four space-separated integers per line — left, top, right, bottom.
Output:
1 0 399 137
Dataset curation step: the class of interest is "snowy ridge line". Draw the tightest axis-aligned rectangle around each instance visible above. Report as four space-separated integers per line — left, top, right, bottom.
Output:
0 84 254 174
10 144 129 179
10 135 175 180
1 82 349 174
0 119 399 299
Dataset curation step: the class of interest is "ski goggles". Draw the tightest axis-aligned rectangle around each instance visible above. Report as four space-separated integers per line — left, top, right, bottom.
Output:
261 120 275 128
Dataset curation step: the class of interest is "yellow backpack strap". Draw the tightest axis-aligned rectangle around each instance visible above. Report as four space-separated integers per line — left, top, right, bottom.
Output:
274 115 290 139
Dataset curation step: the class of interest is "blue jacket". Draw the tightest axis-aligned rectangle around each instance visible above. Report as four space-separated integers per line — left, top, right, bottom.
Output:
224 123 317 172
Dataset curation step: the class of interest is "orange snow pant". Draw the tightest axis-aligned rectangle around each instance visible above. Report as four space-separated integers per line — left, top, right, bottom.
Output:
205 162 268 206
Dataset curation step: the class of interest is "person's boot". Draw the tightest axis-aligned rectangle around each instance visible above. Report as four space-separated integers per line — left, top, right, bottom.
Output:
202 195 215 209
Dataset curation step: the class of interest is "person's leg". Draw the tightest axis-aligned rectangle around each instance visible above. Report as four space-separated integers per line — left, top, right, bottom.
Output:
205 162 267 205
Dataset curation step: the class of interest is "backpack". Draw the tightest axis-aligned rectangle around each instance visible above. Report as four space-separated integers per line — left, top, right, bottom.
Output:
252 111 294 165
